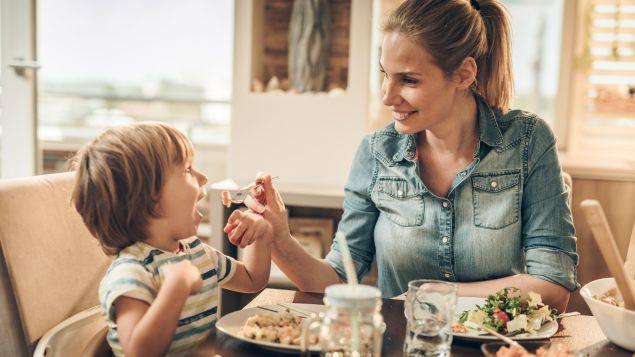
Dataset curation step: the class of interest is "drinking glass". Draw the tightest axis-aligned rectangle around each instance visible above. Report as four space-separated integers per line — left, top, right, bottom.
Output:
403 280 457 357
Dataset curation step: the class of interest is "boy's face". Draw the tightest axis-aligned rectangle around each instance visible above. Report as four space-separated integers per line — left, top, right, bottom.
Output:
154 158 208 244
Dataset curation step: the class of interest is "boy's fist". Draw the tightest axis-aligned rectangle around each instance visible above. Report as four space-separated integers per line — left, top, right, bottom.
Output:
161 260 203 294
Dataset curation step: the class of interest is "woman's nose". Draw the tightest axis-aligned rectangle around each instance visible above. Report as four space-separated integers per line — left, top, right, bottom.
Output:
381 79 402 107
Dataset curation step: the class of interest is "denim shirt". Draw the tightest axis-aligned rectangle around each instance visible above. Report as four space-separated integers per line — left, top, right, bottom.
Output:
325 95 579 298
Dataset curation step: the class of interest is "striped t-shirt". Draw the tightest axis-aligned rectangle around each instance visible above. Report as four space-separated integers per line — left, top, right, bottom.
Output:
99 237 236 356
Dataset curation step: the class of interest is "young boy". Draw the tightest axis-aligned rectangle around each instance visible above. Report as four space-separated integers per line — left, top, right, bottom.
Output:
71 122 271 356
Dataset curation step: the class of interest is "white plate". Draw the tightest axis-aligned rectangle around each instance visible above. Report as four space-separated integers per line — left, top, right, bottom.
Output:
451 297 558 341
215 303 327 353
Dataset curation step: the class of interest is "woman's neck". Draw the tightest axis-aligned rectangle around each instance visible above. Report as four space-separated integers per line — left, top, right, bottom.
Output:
418 91 479 156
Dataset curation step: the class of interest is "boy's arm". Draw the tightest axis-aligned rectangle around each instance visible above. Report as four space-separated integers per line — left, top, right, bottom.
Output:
222 211 272 293
114 261 201 357
222 234 271 293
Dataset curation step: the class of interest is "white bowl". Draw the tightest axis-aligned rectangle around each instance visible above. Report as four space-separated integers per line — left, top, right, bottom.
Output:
580 278 635 351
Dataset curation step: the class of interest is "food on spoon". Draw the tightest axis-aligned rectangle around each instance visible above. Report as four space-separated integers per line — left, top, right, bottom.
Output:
221 191 232 207
239 308 317 346
455 288 556 335
495 342 572 357
594 287 625 308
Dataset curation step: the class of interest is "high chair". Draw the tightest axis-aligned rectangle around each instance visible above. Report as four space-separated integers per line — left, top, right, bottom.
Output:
0 173 111 356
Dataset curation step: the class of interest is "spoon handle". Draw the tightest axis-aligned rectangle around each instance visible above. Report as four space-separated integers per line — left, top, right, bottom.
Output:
555 311 580 319
480 324 526 351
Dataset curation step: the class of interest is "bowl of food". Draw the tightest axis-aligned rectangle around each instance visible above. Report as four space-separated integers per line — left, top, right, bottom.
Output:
481 341 576 357
580 277 635 351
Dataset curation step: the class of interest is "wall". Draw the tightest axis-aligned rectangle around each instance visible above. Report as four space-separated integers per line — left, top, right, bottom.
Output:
229 0 372 189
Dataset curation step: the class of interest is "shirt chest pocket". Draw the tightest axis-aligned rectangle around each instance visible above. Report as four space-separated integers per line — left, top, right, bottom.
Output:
471 171 521 229
374 178 424 227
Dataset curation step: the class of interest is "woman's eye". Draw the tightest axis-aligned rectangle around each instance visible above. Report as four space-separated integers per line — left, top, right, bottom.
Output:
402 77 418 85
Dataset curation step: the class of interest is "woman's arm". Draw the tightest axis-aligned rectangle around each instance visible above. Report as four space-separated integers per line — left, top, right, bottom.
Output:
115 261 202 357
455 274 570 313
236 175 342 292
240 137 380 292
271 232 342 292
394 274 569 313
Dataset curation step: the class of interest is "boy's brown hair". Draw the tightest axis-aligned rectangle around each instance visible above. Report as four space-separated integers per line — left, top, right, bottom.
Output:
70 122 194 255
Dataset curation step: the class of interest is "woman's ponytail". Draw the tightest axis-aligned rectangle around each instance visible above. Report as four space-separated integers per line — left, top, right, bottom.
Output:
474 0 514 111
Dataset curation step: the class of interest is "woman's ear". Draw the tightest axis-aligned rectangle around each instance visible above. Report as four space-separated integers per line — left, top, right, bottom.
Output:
453 57 477 90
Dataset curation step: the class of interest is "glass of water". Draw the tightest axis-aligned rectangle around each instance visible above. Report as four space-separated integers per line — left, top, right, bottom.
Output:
403 280 457 357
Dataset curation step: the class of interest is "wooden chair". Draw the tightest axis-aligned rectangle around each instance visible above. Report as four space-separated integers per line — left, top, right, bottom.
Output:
0 173 111 356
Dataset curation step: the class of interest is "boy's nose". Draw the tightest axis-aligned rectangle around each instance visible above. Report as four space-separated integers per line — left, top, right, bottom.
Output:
197 171 208 186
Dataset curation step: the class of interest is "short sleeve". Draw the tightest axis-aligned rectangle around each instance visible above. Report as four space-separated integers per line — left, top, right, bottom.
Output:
99 260 157 322
202 243 237 285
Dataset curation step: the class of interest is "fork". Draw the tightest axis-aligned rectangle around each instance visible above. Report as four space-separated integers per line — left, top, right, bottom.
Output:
222 176 279 205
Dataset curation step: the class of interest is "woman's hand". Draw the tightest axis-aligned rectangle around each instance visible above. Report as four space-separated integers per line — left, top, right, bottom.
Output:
238 172 292 246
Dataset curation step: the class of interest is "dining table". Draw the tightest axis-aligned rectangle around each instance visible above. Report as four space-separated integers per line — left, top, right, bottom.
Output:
191 288 633 356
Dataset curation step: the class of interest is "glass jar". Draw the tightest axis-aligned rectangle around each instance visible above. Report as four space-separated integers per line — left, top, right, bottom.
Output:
302 284 385 357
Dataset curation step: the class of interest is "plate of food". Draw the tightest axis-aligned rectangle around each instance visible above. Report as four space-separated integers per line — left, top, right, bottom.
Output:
451 288 558 342
215 303 326 353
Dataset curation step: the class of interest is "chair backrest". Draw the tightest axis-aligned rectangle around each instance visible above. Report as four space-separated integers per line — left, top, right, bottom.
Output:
0 172 111 353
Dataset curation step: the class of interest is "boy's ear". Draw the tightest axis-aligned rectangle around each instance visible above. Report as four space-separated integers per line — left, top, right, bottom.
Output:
452 57 477 90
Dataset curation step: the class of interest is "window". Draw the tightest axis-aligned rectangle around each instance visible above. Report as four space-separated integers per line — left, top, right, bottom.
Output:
36 0 234 168
563 0 635 171
506 0 564 128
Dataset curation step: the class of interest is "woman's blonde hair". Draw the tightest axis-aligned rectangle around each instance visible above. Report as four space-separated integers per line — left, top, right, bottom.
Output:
70 122 194 255
384 0 514 111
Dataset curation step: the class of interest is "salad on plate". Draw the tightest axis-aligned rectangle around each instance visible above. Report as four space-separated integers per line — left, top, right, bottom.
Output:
453 288 557 335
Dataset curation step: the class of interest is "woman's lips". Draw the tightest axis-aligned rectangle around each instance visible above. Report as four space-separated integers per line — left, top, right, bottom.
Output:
392 110 417 121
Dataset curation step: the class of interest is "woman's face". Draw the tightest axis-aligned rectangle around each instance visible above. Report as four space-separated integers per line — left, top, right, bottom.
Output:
380 31 461 135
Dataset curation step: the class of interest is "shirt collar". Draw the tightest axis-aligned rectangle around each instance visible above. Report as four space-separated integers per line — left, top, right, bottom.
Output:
475 93 504 148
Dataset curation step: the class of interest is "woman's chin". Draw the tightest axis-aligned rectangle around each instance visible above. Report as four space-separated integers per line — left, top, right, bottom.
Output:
393 120 420 135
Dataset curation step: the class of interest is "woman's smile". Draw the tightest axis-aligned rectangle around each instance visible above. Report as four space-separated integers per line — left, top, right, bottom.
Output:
392 109 418 121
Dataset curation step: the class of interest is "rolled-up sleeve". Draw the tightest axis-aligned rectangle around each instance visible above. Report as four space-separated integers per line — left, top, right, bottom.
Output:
522 120 579 291
325 135 380 283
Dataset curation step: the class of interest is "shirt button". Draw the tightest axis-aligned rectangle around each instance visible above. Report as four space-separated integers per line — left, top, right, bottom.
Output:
460 171 467 177
397 190 404 197
444 273 450 278
490 181 498 188
442 236 449 244
442 201 449 208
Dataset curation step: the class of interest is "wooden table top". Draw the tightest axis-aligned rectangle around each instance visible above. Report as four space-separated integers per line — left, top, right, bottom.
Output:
192 289 633 357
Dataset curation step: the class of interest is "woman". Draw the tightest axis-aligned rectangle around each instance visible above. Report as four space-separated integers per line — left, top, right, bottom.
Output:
227 0 578 312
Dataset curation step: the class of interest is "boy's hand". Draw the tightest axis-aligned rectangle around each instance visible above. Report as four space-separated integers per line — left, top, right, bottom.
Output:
161 260 202 294
224 209 273 248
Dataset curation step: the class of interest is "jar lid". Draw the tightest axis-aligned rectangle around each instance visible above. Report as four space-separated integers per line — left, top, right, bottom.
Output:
324 284 381 308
